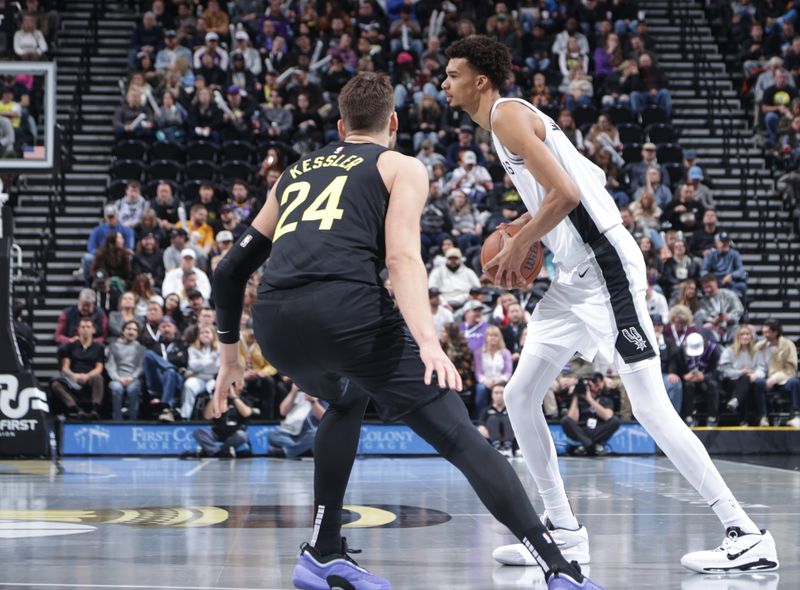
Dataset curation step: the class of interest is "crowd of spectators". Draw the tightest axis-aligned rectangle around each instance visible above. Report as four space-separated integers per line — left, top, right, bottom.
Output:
712 1 800 236
41 0 800 442
0 0 57 157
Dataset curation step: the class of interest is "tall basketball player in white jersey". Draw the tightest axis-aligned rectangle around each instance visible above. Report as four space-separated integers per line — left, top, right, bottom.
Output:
441 36 778 574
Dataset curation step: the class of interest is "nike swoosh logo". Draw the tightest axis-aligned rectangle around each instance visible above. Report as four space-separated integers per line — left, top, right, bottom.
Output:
727 539 762 560
578 268 589 278
217 330 231 334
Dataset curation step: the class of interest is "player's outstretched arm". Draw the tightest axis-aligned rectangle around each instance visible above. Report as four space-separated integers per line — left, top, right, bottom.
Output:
382 153 462 392
210 180 281 417
486 103 581 288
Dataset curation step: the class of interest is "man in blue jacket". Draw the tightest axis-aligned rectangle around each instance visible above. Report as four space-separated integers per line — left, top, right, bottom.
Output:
78 204 135 285
701 232 748 302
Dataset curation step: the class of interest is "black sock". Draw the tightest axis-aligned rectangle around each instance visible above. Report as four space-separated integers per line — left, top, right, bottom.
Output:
404 391 582 581
312 504 343 556
310 387 370 556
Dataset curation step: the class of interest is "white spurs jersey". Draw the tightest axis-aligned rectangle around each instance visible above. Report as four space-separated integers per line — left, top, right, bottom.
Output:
490 97 622 270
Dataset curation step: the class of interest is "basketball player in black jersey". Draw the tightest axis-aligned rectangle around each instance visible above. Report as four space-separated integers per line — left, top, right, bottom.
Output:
210 73 602 590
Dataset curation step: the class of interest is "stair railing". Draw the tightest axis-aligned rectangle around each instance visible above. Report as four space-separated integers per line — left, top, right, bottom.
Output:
673 0 760 225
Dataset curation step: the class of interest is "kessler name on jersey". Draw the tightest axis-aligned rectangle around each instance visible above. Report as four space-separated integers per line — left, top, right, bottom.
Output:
288 153 365 179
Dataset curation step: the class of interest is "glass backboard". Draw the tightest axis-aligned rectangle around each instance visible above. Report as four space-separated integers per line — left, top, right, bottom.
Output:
0 61 56 171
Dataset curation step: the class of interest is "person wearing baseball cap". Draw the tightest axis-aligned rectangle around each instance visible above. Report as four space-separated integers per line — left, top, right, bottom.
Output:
702 232 748 301
79 204 135 285
428 245 481 309
232 28 261 77
679 330 722 427
155 29 192 71
163 227 205 272
194 26 229 71
210 230 235 272
686 165 715 209
447 122 484 168
628 142 670 194
141 313 189 422
162 246 212 301
213 202 248 241
429 287 454 335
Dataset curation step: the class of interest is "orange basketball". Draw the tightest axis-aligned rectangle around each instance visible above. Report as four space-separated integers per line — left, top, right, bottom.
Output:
480 224 544 285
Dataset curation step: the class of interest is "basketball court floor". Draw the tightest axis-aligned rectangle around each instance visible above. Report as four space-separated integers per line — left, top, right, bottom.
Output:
0 455 797 589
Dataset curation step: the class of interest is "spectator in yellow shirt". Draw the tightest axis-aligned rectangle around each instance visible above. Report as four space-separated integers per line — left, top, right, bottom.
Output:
176 203 215 255
238 317 282 418
202 0 230 35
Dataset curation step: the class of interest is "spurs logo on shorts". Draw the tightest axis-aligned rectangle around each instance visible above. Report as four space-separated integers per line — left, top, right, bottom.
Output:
621 327 648 352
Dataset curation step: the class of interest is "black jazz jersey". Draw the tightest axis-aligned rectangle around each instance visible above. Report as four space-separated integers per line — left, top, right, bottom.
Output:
260 141 390 292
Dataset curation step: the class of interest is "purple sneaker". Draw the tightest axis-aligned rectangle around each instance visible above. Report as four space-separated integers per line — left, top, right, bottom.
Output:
547 572 604 590
291 539 391 590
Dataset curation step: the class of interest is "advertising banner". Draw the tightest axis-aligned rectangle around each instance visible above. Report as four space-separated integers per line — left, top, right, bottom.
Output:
0 372 50 457
63 423 654 456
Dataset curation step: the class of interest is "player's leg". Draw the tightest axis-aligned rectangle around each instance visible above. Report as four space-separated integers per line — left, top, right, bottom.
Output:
309 379 370 555
284 373 390 590
601 226 776 572
505 344 578 529
346 326 601 588
495 344 591 566
620 360 778 572
251 296 390 589
402 391 598 587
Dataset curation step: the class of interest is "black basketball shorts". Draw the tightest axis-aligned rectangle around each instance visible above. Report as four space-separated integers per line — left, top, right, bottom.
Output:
252 281 444 422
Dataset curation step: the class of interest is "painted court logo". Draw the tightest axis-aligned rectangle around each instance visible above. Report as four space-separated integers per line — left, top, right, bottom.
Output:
622 327 648 352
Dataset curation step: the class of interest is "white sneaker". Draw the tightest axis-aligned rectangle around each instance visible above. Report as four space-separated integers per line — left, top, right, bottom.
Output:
493 515 590 566
681 528 779 574
759 416 770 427
786 415 800 428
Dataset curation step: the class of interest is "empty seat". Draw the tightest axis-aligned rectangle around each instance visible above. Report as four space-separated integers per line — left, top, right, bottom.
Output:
621 143 643 164
219 160 255 182
186 140 219 162
664 162 685 187
572 105 599 129
222 140 255 163
607 105 636 125
617 123 643 145
113 139 148 162
149 141 185 163
184 159 218 181
656 143 683 164
640 105 669 127
147 159 182 182
109 159 145 181
647 123 677 144
107 178 130 201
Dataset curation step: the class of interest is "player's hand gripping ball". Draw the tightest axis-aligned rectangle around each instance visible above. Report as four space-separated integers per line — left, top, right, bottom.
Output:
480 224 544 286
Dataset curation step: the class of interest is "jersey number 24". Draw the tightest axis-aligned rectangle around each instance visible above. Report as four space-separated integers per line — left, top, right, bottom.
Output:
273 175 348 242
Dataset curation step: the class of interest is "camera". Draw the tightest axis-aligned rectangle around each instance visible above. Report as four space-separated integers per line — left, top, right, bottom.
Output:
572 378 589 396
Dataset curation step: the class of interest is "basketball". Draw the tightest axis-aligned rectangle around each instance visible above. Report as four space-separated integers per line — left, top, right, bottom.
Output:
480 225 544 284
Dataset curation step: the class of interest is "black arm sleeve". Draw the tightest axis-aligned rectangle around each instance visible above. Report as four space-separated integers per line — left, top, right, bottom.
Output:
212 226 272 344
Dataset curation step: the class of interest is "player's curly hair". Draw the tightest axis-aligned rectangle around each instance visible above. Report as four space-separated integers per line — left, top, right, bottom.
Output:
445 35 512 90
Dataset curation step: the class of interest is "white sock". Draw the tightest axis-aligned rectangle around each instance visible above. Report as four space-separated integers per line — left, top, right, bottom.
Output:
504 345 580 532
541 485 579 531
621 363 760 535
710 491 760 535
